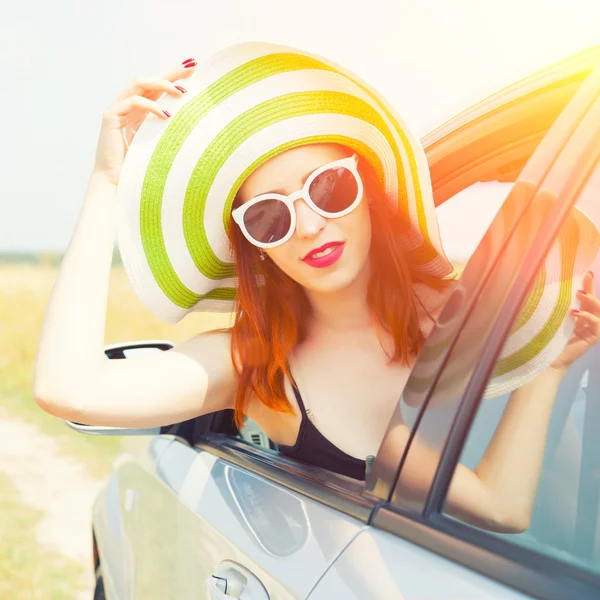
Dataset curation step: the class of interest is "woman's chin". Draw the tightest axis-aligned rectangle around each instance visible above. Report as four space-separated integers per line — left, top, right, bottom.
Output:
299 264 366 295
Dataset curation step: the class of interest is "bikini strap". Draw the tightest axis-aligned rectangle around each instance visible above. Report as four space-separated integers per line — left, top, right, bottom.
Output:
287 367 309 419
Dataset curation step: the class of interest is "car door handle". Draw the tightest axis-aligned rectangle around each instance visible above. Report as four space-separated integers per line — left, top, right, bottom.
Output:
206 560 269 600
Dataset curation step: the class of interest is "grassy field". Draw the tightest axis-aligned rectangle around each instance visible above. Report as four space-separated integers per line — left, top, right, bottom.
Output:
0 259 231 598
0 471 87 600
0 261 232 474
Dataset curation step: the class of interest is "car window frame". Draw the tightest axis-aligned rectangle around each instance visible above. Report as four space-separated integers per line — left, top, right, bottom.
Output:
371 68 600 600
366 48 600 503
424 46 600 204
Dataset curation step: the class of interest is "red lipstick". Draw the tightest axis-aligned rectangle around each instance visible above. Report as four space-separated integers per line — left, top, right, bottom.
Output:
302 242 345 268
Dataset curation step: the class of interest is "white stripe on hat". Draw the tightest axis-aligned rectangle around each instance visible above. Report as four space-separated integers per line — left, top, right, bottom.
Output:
116 116 178 318
499 243 564 358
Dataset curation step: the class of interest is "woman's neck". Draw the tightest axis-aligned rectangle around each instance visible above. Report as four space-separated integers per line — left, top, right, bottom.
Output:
305 263 373 332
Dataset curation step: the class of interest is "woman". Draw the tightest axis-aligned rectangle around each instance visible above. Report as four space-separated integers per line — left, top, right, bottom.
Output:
34 42 600 533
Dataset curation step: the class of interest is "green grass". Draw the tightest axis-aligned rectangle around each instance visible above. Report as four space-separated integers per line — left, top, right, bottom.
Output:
0 471 89 600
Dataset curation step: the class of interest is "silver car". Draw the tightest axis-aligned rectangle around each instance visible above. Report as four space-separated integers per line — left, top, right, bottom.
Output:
72 46 600 600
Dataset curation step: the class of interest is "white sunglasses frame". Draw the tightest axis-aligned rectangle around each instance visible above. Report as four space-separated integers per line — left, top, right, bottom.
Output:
231 153 363 249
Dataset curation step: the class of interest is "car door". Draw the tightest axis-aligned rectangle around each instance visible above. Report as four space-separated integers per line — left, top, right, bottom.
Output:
105 407 241 599
307 52 600 600
157 433 373 600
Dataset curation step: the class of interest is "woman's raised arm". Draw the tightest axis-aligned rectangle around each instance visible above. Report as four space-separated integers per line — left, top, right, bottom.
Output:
33 61 237 428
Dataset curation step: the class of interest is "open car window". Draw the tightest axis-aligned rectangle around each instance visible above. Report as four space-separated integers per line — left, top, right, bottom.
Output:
438 151 600 576
368 63 600 600
429 47 599 269
365 49 600 501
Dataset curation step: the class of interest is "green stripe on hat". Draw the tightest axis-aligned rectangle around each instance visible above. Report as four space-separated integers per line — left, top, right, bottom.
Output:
183 91 410 278
511 264 546 334
491 227 577 378
206 287 236 301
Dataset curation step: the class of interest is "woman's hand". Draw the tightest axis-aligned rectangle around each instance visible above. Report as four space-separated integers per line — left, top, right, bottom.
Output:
93 58 197 186
551 271 600 372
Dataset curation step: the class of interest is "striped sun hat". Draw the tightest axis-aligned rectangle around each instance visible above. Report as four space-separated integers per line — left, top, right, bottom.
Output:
116 41 454 323
116 41 600 403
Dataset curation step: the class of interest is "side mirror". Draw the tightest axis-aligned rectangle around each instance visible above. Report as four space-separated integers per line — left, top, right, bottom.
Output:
63 340 174 436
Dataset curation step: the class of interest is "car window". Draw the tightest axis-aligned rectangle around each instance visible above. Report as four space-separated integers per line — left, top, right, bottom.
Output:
441 158 600 575
368 59 600 503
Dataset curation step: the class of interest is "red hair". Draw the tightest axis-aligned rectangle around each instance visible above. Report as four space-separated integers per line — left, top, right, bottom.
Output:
228 151 452 428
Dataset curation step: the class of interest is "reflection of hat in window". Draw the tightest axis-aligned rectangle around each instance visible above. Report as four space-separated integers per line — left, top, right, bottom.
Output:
486 206 599 398
404 203 600 408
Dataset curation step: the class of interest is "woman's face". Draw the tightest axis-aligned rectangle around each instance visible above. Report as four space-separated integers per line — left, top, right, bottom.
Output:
236 144 372 294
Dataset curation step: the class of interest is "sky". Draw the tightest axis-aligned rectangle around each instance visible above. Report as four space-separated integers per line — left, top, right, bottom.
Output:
3 0 600 260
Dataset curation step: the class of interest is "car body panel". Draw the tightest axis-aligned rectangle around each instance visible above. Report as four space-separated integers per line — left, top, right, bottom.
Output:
93 435 176 599
424 46 600 156
307 527 531 600
92 479 125 600
158 439 368 599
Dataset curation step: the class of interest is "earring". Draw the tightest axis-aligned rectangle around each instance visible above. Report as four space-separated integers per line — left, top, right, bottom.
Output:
259 250 266 261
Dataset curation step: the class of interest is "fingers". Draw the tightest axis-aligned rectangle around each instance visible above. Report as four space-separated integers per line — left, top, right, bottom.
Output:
582 270 594 295
110 94 172 121
160 59 198 84
116 59 198 102
117 77 187 102
576 284 600 316
571 309 600 337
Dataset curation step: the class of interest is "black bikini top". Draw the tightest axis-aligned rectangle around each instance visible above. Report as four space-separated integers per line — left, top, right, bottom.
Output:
277 381 367 481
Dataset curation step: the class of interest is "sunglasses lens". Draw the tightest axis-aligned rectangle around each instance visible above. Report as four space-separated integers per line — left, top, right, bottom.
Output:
309 166 358 214
243 198 291 244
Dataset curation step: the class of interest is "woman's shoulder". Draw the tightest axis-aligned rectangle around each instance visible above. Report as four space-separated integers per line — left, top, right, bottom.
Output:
173 327 233 367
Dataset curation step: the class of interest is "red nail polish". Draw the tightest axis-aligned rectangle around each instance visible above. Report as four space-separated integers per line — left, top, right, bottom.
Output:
182 58 195 65
590 270 594 278
578 289 587 295
572 309 580 314
174 85 187 93
184 62 197 69
163 110 171 117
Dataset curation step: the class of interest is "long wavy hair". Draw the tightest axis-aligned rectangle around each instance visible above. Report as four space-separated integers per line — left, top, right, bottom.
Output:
228 147 452 428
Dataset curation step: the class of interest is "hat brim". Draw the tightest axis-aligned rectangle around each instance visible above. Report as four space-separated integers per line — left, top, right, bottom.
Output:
116 42 453 323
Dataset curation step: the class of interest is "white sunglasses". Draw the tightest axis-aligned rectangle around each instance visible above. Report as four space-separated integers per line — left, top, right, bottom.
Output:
231 154 363 249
